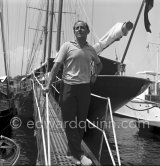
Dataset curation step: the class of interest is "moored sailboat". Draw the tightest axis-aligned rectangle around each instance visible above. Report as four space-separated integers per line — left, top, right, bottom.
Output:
115 70 160 132
115 41 160 132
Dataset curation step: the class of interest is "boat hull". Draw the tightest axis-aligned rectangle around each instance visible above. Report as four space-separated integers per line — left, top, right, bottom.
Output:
0 108 14 134
115 98 160 119
0 99 15 134
90 75 150 111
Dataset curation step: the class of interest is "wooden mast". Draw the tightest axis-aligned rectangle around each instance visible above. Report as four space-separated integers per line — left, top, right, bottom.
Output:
46 0 54 72
42 0 49 63
47 0 54 59
56 0 63 52
0 2 10 97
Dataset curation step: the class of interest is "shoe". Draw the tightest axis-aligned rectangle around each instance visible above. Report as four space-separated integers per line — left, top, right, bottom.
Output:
66 155 81 165
80 155 92 166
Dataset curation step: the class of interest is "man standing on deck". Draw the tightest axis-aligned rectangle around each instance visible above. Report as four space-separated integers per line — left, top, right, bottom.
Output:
44 20 102 166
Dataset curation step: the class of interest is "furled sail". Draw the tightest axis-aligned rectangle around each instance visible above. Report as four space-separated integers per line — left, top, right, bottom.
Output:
93 21 133 55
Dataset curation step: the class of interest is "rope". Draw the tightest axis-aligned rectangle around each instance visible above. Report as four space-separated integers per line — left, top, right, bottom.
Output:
26 1 45 74
26 31 43 74
125 104 157 111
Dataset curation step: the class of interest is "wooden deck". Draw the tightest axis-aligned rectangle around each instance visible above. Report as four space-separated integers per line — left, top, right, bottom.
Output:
33 87 101 166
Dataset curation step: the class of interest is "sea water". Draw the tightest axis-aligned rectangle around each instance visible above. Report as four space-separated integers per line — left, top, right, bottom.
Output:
84 114 160 166
108 115 160 166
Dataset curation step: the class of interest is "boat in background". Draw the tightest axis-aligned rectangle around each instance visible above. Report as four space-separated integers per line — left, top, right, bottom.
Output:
115 71 160 131
115 40 160 131
0 135 20 166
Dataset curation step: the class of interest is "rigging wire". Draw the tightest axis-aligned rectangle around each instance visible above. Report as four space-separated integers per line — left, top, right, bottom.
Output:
26 0 100 74
27 31 43 74
4 0 11 77
79 0 99 41
26 0 46 74
90 0 95 45
15 0 21 76
28 0 47 72
62 0 72 42
21 0 29 76
51 5 58 57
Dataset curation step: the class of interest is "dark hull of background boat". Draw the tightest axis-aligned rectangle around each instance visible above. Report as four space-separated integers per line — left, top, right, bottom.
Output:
87 55 151 119
0 99 15 134
0 108 14 134
88 75 151 122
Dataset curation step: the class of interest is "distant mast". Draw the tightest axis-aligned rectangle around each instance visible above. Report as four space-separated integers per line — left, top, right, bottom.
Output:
0 1 10 97
47 0 54 59
42 0 49 63
150 42 160 95
56 0 63 52
46 0 54 72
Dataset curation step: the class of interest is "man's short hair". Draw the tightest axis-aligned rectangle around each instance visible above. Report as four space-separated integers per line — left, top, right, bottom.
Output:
73 20 90 33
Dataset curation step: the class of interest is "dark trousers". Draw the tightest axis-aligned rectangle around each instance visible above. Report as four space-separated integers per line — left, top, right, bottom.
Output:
60 82 91 160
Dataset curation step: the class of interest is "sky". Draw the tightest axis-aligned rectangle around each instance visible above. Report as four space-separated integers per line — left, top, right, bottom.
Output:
0 0 160 79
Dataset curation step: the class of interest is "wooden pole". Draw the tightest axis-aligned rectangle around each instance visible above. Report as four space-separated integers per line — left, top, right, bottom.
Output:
47 0 54 60
42 0 49 63
0 10 10 97
121 0 146 63
56 0 63 52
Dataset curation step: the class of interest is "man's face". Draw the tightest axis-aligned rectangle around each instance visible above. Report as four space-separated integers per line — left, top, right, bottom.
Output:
74 22 88 39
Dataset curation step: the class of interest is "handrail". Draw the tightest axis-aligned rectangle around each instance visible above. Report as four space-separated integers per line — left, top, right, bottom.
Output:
33 72 53 165
33 74 45 90
108 98 121 165
98 100 109 161
86 119 116 166
31 79 48 165
46 92 51 165
87 96 121 166
33 74 51 165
